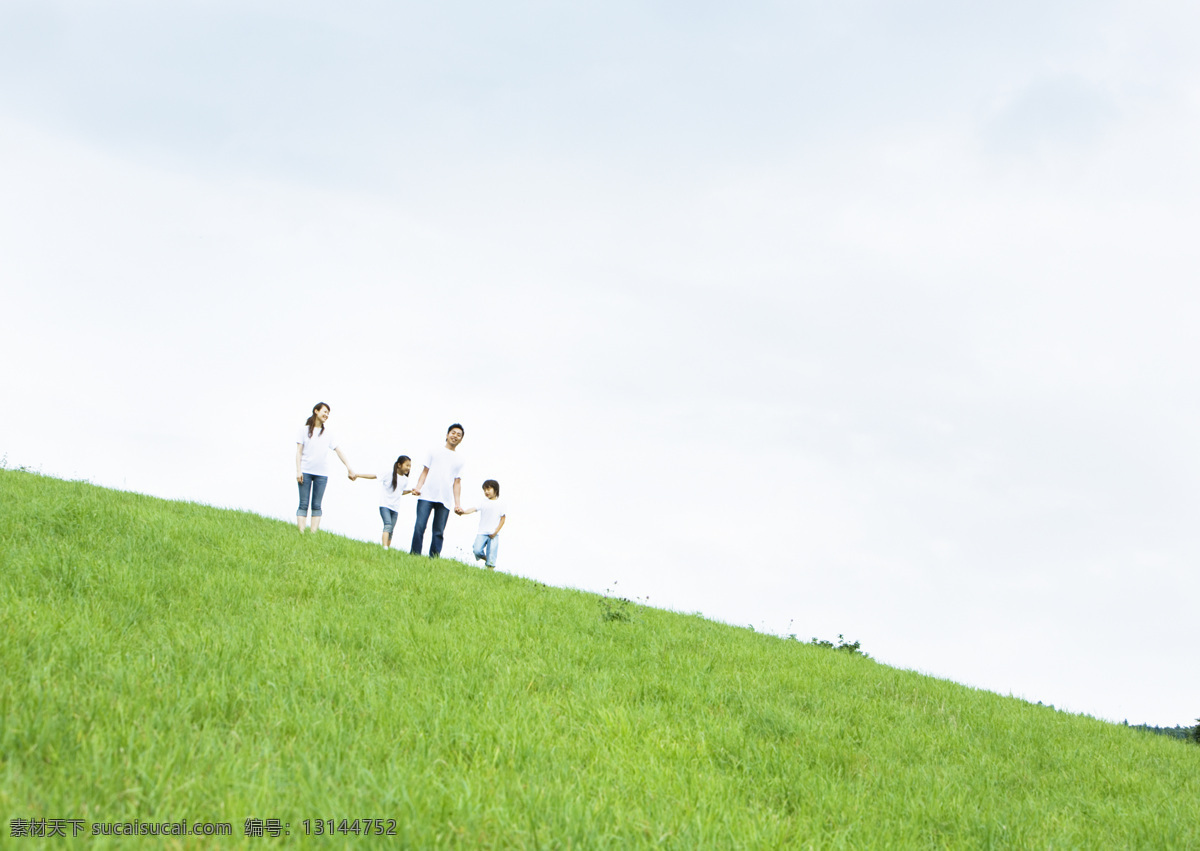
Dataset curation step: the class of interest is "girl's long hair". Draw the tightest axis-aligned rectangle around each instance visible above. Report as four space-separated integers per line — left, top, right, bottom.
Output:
392 455 411 492
306 403 329 438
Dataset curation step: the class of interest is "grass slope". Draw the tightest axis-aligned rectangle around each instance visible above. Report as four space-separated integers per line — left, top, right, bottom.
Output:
1 469 1197 849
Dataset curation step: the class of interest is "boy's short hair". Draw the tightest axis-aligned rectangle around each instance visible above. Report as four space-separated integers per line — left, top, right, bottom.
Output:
447 423 465 435
483 479 500 495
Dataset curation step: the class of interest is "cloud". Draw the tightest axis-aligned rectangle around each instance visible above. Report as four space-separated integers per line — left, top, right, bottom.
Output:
983 75 1119 162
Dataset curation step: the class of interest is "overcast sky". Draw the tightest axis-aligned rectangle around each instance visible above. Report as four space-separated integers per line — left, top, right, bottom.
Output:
4 0 1199 727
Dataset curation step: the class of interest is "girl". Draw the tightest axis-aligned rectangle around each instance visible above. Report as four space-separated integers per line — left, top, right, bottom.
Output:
295 402 363 532
354 455 414 548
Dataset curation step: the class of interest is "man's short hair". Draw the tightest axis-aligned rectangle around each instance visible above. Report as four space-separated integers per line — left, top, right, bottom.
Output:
483 479 500 495
447 423 465 435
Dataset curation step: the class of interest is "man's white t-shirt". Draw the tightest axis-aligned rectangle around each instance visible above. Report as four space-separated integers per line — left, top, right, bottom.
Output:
475 498 506 536
378 470 410 511
297 426 339 476
418 446 466 509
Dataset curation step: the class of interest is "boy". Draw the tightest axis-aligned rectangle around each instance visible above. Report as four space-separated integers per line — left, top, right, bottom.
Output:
458 479 505 569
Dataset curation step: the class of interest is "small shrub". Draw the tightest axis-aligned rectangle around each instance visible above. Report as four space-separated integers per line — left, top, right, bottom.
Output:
810 634 868 658
599 586 632 623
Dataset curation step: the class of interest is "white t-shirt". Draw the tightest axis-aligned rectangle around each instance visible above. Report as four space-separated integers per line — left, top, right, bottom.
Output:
297 425 339 477
475 498 506 536
417 445 466 509
378 469 410 511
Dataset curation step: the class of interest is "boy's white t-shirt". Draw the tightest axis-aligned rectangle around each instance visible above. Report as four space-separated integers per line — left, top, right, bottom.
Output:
378 470 410 511
475 498 506 536
297 426 339 476
418 445 466 509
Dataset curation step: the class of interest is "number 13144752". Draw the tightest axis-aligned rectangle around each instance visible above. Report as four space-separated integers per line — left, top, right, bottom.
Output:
302 819 397 836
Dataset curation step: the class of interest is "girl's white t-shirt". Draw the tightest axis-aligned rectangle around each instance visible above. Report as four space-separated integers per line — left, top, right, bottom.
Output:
297 425 339 476
475 498 506 536
378 470 410 511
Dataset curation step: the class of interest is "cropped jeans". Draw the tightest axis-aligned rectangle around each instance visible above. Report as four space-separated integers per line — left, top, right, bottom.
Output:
297 473 328 516
472 534 498 568
411 499 450 556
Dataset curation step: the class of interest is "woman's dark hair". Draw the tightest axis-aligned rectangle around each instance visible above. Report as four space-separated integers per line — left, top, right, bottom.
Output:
306 403 330 438
483 479 500 496
392 455 411 492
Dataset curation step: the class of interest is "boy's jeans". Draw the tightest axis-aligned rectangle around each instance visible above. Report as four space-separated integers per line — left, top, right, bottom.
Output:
473 534 498 567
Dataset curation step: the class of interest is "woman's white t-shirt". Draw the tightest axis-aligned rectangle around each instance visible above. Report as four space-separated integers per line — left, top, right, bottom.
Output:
378 470 410 511
297 425 339 477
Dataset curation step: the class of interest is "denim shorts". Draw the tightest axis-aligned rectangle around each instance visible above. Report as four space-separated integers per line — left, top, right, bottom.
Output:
379 507 399 534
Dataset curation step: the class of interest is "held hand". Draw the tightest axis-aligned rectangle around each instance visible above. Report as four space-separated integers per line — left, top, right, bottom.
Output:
454 507 465 515
411 489 420 497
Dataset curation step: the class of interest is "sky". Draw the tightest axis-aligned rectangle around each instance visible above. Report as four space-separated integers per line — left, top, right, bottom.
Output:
3 0 1198 727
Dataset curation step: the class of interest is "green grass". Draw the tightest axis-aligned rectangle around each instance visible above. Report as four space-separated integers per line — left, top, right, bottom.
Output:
1 468 1197 848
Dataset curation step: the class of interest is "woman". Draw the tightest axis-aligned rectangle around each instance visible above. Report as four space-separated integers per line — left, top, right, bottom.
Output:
295 402 362 532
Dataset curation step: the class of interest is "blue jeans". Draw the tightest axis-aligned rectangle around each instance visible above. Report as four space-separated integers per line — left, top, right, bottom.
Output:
411 499 450 556
297 474 328 516
379 507 398 535
473 534 498 567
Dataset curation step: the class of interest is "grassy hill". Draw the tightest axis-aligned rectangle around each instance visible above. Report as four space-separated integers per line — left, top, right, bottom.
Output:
1 469 1197 848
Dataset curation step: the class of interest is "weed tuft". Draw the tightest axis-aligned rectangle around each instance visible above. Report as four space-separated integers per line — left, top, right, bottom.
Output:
600 585 633 622
810 634 869 658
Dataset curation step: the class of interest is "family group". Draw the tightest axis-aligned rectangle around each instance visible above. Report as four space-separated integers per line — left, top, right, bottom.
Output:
293 402 506 569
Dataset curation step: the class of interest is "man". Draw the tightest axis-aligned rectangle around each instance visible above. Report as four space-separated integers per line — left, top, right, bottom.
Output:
410 423 466 557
